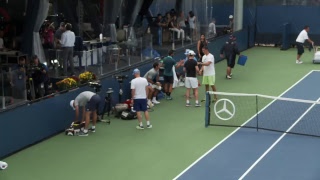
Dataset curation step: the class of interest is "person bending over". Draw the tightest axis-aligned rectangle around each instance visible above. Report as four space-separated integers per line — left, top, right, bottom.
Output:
70 91 101 136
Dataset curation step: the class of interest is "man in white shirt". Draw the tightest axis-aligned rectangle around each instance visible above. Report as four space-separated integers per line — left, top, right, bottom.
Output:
295 26 314 64
208 18 216 37
131 68 152 129
60 23 75 76
70 91 101 136
199 46 218 101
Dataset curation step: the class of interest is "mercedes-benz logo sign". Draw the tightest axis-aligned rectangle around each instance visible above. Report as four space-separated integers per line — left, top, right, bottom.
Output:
214 98 236 121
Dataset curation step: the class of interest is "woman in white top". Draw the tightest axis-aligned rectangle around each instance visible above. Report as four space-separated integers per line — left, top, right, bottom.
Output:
188 11 196 40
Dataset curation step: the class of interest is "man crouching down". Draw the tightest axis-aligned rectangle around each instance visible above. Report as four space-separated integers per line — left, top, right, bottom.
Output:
70 91 102 136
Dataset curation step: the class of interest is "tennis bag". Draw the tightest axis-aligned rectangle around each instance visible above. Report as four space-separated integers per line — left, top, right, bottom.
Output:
114 103 129 118
120 110 137 120
65 122 85 136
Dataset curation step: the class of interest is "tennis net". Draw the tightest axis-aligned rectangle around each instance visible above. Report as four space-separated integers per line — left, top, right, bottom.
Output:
205 91 320 137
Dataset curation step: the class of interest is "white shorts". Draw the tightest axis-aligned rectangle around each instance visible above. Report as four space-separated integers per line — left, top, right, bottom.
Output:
185 77 198 89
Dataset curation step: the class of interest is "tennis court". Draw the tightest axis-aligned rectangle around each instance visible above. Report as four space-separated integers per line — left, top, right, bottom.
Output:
174 70 320 180
1 47 319 180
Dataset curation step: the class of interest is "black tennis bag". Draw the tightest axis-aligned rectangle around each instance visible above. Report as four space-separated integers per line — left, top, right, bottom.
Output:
65 122 85 136
120 110 137 120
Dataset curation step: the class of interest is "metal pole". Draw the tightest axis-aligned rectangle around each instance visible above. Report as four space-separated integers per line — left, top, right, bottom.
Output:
1 72 5 110
127 49 131 66
140 37 143 61
234 0 244 32
256 95 259 132
205 0 208 37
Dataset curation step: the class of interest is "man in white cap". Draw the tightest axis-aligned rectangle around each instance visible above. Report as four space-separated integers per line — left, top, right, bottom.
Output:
70 91 101 136
184 49 198 63
184 50 200 107
131 68 152 129
228 15 234 33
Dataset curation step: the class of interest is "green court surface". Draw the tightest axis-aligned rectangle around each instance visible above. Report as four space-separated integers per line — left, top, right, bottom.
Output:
0 46 317 180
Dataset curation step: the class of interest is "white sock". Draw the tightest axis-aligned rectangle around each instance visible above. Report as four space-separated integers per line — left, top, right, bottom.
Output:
147 121 150 125
91 126 95 129
139 122 143 126
152 97 157 101
186 100 190 104
196 100 199 104
83 129 88 133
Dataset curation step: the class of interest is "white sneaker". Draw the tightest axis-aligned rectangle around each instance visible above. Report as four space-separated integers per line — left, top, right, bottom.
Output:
179 81 185 86
152 100 160 104
147 100 154 108
296 60 303 64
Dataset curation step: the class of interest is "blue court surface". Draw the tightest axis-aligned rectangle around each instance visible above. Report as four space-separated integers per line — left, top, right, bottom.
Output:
173 70 320 180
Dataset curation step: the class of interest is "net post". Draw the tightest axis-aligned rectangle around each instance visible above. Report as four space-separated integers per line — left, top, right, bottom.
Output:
205 91 211 127
256 94 259 132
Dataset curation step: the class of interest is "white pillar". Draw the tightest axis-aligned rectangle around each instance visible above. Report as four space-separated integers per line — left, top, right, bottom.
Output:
234 0 243 32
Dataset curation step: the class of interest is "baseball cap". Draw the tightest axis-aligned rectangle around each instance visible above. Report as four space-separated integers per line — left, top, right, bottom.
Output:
132 68 140 75
70 100 75 110
229 15 233 19
188 50 196 56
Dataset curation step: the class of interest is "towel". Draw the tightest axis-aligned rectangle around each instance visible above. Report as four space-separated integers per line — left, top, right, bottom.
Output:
0 161 8 170
172 67 179 88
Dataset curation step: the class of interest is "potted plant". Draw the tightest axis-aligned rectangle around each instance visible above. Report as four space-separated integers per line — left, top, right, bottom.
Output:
56 77 78 91
79 71 96 84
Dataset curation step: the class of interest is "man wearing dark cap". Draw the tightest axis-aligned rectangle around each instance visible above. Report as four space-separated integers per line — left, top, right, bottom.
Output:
220 35 240 79
161 49 184 100
131 68 152 129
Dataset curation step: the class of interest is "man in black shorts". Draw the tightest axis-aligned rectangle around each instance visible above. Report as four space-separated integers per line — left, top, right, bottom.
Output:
220 35 240 79
295 26 314 64
70 91 102 136
161 49 183 100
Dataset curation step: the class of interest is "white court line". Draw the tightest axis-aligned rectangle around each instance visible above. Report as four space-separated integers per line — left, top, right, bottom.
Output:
238 97 320 180
172 70 316 180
